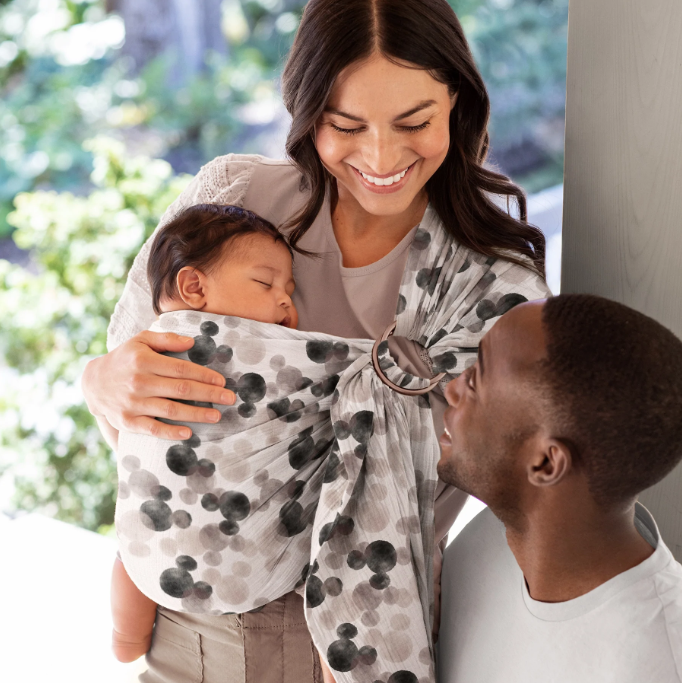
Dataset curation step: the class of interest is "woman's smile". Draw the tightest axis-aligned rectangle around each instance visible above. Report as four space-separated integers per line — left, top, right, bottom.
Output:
349 160 418 193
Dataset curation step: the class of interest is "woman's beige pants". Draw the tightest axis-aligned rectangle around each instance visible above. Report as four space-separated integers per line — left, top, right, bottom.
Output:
140 591 323 683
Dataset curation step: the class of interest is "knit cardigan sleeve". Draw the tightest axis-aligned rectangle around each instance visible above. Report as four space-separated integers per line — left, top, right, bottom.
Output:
106 154 260 351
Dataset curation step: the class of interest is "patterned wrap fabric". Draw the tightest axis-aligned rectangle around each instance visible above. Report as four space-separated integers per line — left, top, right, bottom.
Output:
116 206 550 683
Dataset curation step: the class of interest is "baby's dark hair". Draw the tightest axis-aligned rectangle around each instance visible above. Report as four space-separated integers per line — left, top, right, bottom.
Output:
147 204 291 315
540 294 682 506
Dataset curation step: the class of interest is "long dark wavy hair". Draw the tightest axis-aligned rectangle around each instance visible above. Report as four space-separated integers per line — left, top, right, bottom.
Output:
281 0 546 276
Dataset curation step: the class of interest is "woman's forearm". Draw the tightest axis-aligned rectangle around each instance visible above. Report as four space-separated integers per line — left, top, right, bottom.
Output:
318 649 337 683
96 415 119 452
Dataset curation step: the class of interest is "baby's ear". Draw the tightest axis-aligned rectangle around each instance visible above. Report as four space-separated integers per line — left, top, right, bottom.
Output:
176 267 208 309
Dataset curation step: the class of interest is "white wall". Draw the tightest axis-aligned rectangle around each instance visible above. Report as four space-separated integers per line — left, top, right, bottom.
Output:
562 0 682 560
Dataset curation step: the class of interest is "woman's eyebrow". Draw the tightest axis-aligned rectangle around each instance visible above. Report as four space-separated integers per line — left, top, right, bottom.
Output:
393 100 438 121
324 99 438 123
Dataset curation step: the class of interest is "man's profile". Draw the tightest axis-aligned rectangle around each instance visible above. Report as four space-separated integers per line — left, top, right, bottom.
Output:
437 294 682 683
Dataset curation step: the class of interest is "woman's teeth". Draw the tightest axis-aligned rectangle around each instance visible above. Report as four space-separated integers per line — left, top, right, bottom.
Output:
359 167 409 186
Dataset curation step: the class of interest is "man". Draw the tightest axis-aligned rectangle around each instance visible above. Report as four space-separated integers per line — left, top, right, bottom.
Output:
436 294 682 683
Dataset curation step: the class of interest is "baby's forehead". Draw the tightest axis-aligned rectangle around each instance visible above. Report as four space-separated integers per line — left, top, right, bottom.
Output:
217 232 294 281
225 232 293 264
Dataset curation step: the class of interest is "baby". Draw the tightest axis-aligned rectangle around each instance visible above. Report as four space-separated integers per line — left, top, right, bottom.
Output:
111 203 298 662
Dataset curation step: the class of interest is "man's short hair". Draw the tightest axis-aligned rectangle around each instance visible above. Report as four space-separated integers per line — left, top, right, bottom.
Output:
540 294 682 506
147 204 291 314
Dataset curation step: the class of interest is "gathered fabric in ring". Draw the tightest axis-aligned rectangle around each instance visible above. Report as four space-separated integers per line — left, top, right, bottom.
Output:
371 321 446 396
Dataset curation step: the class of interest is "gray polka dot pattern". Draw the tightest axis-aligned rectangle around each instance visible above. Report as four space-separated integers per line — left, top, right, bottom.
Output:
116 207 550 683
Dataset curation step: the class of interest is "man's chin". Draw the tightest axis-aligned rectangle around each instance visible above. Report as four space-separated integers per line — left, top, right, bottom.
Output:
436 458 477 498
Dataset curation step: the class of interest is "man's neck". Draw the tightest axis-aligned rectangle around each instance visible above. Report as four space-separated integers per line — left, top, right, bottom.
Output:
504 501 654 603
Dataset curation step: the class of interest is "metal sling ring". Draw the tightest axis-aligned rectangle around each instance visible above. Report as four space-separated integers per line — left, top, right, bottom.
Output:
370 321 446 396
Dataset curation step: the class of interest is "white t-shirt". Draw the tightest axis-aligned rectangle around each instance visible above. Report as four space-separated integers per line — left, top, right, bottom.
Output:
437 503 682 683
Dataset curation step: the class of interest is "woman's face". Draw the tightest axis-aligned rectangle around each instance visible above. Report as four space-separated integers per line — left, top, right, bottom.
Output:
315 53 456 218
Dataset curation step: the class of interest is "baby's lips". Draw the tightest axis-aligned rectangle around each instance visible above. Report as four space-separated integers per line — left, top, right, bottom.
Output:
279 316 292 327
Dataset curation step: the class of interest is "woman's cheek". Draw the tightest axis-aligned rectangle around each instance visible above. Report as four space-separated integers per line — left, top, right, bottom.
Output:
314 128 348 169
416 125 451 164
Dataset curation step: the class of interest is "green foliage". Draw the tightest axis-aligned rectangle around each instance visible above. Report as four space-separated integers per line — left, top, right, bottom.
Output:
127 48 278 170
0 139 191 530
0 0 123 236
453 0 569 179
0 0 569 531
0 0 283 236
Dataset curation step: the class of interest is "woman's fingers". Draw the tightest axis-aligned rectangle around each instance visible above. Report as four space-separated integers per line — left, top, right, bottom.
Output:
134 332 228 389
122 414 194 442
140 355 234 404
144 373 235 406
136 330 196 354
81 329 237 442
136 397 223 427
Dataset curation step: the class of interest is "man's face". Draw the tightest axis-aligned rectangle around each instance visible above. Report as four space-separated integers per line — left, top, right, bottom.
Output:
437 301 548 513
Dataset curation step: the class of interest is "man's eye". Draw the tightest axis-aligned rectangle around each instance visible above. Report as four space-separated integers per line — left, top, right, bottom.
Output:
467 368 476 390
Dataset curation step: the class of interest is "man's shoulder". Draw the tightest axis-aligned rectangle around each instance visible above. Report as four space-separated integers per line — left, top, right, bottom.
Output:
647 547 682 674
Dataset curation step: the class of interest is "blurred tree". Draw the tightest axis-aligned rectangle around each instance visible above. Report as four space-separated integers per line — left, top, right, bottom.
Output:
0 0 569 531
0 138 191 530
453 0 568 190
105 0 227 82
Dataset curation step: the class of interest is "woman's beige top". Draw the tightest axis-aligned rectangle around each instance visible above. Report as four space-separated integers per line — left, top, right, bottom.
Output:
108 153 531 622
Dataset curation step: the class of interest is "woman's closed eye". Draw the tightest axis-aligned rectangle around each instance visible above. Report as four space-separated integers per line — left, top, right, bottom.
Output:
330 123 363 136
329 120 431 135
400 121 431 133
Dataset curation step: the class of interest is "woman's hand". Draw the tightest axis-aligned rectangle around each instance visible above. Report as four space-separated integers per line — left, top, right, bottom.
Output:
82 331 235 441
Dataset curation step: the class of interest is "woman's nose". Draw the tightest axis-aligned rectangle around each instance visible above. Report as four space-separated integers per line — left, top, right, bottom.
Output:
361 131 402 176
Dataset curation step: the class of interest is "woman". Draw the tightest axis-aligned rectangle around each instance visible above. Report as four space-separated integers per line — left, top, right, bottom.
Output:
84 0 549 681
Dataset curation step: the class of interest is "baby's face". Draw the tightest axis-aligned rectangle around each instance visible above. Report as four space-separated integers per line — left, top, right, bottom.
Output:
164 233 299 328
206 234 298 328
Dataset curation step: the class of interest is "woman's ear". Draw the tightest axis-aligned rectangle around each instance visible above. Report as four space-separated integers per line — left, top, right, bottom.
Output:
176 267 208 310
450 90 459 109
527 438 573 488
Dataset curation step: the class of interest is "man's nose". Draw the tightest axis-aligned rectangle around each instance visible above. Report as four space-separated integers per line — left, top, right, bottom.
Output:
444 373 465 407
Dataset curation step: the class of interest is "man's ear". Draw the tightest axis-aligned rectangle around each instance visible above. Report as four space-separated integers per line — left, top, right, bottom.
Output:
176 267 208 310
527 438 573 488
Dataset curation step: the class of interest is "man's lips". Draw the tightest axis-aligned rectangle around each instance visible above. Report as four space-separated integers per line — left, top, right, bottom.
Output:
439 425 452 448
